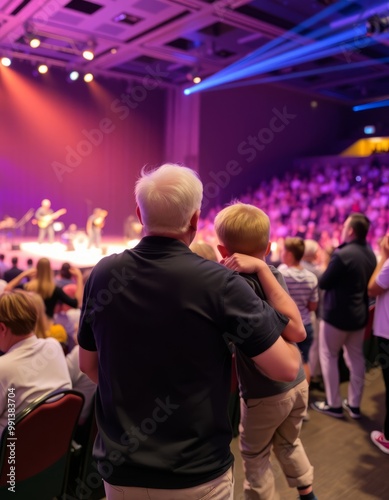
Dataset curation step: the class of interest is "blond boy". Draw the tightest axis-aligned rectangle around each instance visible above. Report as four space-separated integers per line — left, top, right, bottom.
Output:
214 202 317 500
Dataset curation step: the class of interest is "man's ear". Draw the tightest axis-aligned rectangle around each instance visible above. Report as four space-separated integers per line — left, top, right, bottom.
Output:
136 205 143 225
265 241 271 257
189 210 200 231
217 244 230 259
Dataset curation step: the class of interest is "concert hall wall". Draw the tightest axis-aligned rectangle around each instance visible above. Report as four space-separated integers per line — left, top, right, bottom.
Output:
198 84 352 213
0 64 166 236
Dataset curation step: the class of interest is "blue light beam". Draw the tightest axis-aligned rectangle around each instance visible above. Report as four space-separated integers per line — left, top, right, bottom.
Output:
184 26 367 95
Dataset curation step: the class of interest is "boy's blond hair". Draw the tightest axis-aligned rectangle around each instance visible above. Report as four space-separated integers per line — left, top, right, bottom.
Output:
214 202 270 256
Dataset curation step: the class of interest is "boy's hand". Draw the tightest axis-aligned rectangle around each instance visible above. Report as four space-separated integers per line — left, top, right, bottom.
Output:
223 253 264 274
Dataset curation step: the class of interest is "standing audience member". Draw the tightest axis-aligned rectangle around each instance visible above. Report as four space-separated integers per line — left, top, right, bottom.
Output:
368 234 389 454
301 240 325 389
190 241 218 262
0 254 7 279
3 257 23 283
0 290 72 435
312 213 376 418
278 237 319 383
214 202 316 500
78 163 303 500
5 257 83 320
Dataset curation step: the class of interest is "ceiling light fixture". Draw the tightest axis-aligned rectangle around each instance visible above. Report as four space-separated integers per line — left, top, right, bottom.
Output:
38 64 48 74
82 49 94 61
366 14 389 34
29 37 41 48
69 70 79 81
1 57 11 67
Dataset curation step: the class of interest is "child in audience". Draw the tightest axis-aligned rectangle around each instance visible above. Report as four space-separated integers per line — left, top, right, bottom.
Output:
278 237 319 383
214 202 317 500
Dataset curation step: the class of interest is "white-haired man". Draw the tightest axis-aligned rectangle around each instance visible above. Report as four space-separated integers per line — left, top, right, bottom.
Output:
78 163 305 500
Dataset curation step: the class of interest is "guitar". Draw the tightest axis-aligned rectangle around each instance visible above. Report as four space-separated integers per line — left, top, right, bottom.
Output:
32 208 67 229
93 210 108 229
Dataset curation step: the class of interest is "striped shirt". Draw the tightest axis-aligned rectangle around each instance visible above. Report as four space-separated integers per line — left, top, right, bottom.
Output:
277 264 319 325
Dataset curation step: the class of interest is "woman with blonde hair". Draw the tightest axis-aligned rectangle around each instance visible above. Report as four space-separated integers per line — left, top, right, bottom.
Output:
5 257 83 319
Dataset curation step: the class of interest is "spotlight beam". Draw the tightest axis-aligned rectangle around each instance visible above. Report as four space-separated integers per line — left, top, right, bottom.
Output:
205 0 352 83
209 56 389 92
353 98 389 111
184 26 371 95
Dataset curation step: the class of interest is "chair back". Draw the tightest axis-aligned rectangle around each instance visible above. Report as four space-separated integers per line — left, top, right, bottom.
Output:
0 389 84 500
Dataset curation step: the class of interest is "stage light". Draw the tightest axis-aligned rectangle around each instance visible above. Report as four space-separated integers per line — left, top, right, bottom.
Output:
183 1 388 96
364 125 376 135
69 70 79 81
366 14 389 35
82 40 95 61
38 64 48 74
193 75 202 84
82 49 94 61
1 57 11 67
84 72 94 82
29 37 41 48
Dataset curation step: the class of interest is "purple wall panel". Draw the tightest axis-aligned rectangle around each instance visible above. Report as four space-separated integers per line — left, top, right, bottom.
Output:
198 84 350 213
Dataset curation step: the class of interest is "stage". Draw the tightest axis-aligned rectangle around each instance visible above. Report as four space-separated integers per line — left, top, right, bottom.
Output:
0 235 141 271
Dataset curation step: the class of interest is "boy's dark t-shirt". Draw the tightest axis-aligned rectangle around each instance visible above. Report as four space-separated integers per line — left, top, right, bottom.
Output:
236 265 306 399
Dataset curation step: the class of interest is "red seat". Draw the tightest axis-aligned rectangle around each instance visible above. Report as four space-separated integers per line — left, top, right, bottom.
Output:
0 389 84 500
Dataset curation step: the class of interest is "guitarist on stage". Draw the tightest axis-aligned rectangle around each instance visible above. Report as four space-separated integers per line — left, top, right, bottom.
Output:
34 199 66 244
86 207 108 249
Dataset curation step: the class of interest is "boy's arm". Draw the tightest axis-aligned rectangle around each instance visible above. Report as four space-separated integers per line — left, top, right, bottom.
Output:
223 253 306 343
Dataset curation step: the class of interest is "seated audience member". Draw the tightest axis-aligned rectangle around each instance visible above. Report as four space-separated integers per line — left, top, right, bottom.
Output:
0 290 72 436
5 257 83 320
214 202 316 500
54 284 81 352
67 342 96 425
278 237 319 383
55 262 74 288
3 256 23 283
368 234 389 454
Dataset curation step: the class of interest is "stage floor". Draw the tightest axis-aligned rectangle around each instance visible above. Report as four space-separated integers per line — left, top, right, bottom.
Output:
0 236 140 270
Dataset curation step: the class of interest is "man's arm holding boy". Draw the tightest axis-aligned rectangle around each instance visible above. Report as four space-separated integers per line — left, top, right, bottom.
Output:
223 253 306 344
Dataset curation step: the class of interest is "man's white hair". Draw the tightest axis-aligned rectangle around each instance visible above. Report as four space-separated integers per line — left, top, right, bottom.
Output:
135 163 203 235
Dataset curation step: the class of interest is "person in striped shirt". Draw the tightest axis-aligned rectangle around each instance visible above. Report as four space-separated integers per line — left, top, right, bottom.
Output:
278 237 319 383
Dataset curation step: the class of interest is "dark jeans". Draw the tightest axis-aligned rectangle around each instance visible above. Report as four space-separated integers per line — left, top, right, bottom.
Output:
299 323 314 364
376 336 389 439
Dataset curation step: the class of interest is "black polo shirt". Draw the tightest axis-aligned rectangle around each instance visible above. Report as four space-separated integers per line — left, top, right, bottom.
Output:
78 236 286 488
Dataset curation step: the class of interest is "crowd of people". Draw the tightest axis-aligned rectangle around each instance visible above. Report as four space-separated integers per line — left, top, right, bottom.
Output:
0 159 388 500
197 157 389 256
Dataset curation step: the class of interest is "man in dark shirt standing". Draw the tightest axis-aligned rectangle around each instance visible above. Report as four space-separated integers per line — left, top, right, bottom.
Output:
78 163 304 500
311 213 376 419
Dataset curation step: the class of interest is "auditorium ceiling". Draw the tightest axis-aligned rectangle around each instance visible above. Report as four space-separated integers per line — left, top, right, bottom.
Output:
1 0 389 104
